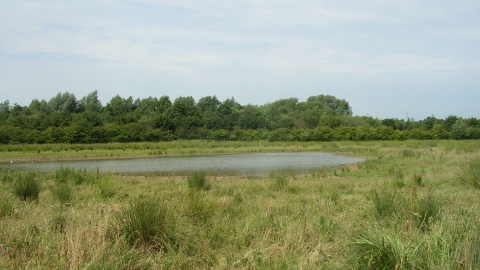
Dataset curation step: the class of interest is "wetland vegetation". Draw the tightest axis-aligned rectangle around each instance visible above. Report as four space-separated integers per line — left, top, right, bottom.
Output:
1 140 480 269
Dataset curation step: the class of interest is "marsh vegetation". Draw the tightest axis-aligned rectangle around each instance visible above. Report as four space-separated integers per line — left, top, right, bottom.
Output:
1 140 480 269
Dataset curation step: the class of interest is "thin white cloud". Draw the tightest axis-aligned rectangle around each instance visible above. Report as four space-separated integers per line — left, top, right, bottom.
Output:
0 0 479 118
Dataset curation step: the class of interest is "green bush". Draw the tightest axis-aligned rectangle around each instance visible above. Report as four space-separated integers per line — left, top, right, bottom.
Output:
187 171 210 191
114 196 170 249
13 172 40 201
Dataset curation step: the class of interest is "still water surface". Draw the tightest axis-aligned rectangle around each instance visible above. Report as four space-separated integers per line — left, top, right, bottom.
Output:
2 153 364 176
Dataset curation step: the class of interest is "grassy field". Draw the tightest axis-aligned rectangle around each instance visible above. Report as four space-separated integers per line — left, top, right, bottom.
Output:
1 140 480 269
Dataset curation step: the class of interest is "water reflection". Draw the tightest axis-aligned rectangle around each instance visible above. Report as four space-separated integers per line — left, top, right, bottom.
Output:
2 152 364 176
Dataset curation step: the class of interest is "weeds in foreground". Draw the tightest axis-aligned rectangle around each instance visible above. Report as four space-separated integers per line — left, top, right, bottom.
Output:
458 157 480 189
352 230 419 270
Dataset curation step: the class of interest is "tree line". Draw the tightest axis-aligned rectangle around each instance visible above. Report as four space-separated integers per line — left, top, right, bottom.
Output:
0 91 479 144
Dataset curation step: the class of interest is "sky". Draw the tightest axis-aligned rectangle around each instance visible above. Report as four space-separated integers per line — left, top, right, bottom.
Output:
0 1 479 120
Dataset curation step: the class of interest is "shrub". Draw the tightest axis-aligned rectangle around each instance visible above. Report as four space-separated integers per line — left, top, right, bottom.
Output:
114 196 170 249
13 172 40 201
187 171 210 191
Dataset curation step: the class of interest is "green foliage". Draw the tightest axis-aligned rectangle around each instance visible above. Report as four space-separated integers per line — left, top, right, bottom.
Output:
2 92 479 144
369 189 399 217
459 157 480 189
13 172 40 201
414 194 440 231
51 183 73 204
186 191 214 223
50 211 68 233
55 167 84 184
0 193 15 218
413 174 423 186
187 171 210 191
113 196 171 250
98 177 117 198
352 230 419 270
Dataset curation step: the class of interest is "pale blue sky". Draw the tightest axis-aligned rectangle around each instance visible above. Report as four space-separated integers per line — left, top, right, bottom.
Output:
1 1 479 120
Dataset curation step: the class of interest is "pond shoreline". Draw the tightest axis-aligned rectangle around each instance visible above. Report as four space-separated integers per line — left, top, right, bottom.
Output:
0 150 359 164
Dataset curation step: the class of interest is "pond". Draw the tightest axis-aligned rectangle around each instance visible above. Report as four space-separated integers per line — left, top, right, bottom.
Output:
1 152 364 176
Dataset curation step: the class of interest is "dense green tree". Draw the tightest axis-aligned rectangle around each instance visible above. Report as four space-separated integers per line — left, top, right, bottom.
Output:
450 118 468 140
170 96 201 139
48 92 78 113
237 105 266 130
443 115 459 132
78 90 102 113
307 95 352 116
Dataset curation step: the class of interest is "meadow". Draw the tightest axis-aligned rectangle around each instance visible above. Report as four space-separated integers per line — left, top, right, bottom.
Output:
1 140 480 269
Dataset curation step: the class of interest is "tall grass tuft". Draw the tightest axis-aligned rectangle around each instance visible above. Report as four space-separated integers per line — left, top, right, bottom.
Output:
414 194 440 231
13 172 40 201
352 230 416 270
98 177 117 199
0 193 15 218
113 196 171 250
51 183 73 204
187 171 210 191
274 175 289 190
186 191 214 223
458 157 480 189
369 189 398 217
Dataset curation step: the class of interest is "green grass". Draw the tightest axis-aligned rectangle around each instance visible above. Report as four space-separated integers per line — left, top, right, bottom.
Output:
459 157 480 189
187 171 210 191
113 196 171 250
0 140 480 269
369 189 399 217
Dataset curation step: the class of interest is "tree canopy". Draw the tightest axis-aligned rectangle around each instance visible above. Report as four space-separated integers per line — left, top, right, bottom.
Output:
0 91 478 144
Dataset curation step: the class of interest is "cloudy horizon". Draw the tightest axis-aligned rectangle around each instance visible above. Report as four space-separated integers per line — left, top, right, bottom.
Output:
1 1 479 120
